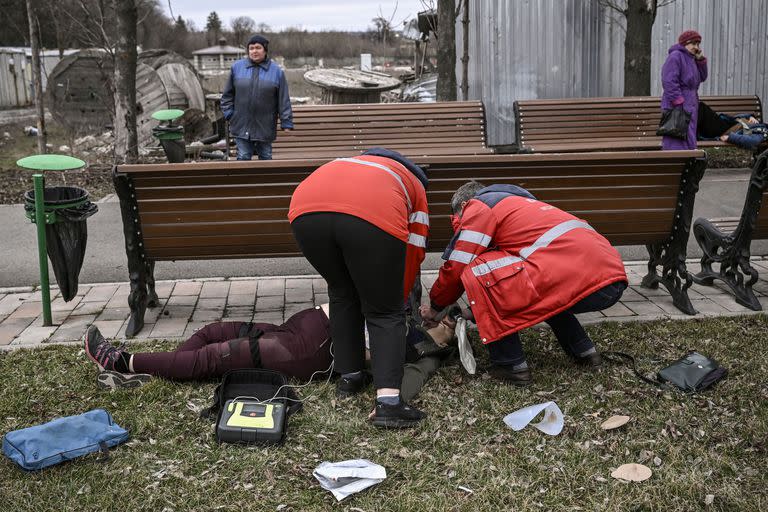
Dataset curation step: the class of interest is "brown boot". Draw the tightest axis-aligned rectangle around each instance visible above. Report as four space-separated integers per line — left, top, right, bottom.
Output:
575 351 603 368
488 365 532 386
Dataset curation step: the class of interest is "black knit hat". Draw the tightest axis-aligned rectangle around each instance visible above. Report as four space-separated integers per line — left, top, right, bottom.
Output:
247 34 269 52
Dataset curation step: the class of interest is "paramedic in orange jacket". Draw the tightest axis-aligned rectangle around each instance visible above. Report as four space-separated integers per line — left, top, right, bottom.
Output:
420 181 628 385
288 148 429 428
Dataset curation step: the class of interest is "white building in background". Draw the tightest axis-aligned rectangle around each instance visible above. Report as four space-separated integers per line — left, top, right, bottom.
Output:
191 39 245 73
458 0 768 146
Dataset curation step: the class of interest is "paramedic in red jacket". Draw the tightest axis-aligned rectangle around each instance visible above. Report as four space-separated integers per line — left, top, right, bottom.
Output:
420 181 628 385
288 147 429 428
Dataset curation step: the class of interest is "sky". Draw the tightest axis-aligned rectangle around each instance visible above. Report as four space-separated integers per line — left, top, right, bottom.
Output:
161 0 432 33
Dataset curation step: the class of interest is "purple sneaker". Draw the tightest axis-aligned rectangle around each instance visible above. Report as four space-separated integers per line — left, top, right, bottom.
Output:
84 325 126 372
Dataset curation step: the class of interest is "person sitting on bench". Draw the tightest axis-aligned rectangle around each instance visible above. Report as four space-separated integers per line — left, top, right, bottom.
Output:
83 304 458 404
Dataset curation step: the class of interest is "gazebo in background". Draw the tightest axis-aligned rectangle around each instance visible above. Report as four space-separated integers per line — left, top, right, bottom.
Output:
191 38 245 72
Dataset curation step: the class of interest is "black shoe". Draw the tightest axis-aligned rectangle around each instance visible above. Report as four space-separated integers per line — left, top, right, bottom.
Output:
575 351 603 368
336 371 372 398
371 399 426 429
97 370 152 390
488 365 532 386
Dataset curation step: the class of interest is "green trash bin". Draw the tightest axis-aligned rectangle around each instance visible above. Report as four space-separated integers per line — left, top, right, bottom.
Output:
23 186 98 301
17 154 95 325
152 109 186 163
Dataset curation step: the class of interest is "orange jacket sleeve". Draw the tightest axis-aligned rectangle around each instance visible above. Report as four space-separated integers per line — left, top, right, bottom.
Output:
429 201 497 309
403 187 429 300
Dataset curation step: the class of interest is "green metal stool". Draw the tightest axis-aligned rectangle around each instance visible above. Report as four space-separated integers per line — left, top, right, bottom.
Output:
152 109 186 163
17 154 87 326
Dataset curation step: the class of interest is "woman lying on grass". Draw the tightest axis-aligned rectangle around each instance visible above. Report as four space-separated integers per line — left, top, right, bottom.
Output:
84 304 459 404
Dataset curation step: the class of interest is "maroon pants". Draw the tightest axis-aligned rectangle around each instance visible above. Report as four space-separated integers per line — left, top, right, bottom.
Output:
132 308 332 381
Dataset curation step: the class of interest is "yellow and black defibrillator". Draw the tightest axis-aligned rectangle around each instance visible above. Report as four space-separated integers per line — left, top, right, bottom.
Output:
204 369 301 446
216 399 287 444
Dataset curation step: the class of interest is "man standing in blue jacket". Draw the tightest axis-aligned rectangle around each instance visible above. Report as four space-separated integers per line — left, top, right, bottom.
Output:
221 34 293 160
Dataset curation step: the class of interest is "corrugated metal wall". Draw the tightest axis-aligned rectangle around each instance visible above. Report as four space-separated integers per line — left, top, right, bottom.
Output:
462 0 768 146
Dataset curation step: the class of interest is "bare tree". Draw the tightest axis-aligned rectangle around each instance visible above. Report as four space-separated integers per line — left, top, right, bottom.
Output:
25 0 47 152
230 15 255 47
370 15 393 45
600 0 676 96
113 0 138 163
459 0 468 100
436 0 459 101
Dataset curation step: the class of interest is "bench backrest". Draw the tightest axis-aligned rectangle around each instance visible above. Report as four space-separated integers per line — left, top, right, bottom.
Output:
270 101 492 159
115 151 704 261
515 95 762 152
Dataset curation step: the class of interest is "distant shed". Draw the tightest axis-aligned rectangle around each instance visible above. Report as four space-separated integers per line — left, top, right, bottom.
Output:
191 39 245 72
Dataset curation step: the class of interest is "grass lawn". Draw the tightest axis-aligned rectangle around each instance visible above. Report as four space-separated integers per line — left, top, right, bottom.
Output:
1 315 766 511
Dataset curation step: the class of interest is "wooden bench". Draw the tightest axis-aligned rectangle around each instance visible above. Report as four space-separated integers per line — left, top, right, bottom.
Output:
692 149 768 310
514 95 762 153
114 150 706 336
223 100 493 159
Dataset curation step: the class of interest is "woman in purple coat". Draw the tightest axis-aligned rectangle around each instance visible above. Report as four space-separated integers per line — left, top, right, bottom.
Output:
660 30 708 150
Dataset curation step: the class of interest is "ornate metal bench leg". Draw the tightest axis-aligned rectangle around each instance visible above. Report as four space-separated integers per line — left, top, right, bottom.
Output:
643 244 698 314
641 157 706 315
114 172 150 337
690 150 768 311
641 243 661 289
126 263 148 337
146 259 159 308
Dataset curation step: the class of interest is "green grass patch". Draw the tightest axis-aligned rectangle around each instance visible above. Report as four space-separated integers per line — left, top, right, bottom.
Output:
1 316 767 511
705 145 755 169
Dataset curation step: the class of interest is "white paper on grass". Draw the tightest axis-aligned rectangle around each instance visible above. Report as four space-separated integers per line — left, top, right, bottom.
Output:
503 401 564 436
456 317 476 374
313 459 387 501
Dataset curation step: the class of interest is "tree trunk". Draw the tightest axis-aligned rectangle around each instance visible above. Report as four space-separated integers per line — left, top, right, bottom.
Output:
113 0 138 164
623 0 656 96
437 0 457 101
461 0 469 100
26 0 47 153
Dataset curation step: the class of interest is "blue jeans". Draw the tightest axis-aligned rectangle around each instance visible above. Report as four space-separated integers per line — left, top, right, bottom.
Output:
487 281 627 366
235 138 273 160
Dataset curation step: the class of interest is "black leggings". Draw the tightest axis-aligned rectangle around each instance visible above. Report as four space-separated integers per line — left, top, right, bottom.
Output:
291 212 406 389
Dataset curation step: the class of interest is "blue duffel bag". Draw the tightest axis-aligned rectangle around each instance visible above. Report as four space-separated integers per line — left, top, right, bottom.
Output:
2 409 129 471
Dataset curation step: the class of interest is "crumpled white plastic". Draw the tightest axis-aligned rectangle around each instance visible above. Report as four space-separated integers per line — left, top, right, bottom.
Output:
503 401 564 436
312 459 387 501
456 317 476 374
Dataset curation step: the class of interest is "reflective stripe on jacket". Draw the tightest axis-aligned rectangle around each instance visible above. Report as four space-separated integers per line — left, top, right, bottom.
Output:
429 186 627 341
288 155 429 299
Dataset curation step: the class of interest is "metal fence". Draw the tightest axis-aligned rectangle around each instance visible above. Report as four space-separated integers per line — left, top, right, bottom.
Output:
0 49 65 108
0 51 31 108
461 0 768 146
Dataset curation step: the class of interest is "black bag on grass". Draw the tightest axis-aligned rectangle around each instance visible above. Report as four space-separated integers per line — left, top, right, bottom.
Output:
657 351 728 392
24 186 98 301
603 350 727 393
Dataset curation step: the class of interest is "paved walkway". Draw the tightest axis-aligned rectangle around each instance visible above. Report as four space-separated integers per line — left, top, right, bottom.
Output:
2 258 768 350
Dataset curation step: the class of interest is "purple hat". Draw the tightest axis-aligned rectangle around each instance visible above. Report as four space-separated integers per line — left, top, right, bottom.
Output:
678 30 702 45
